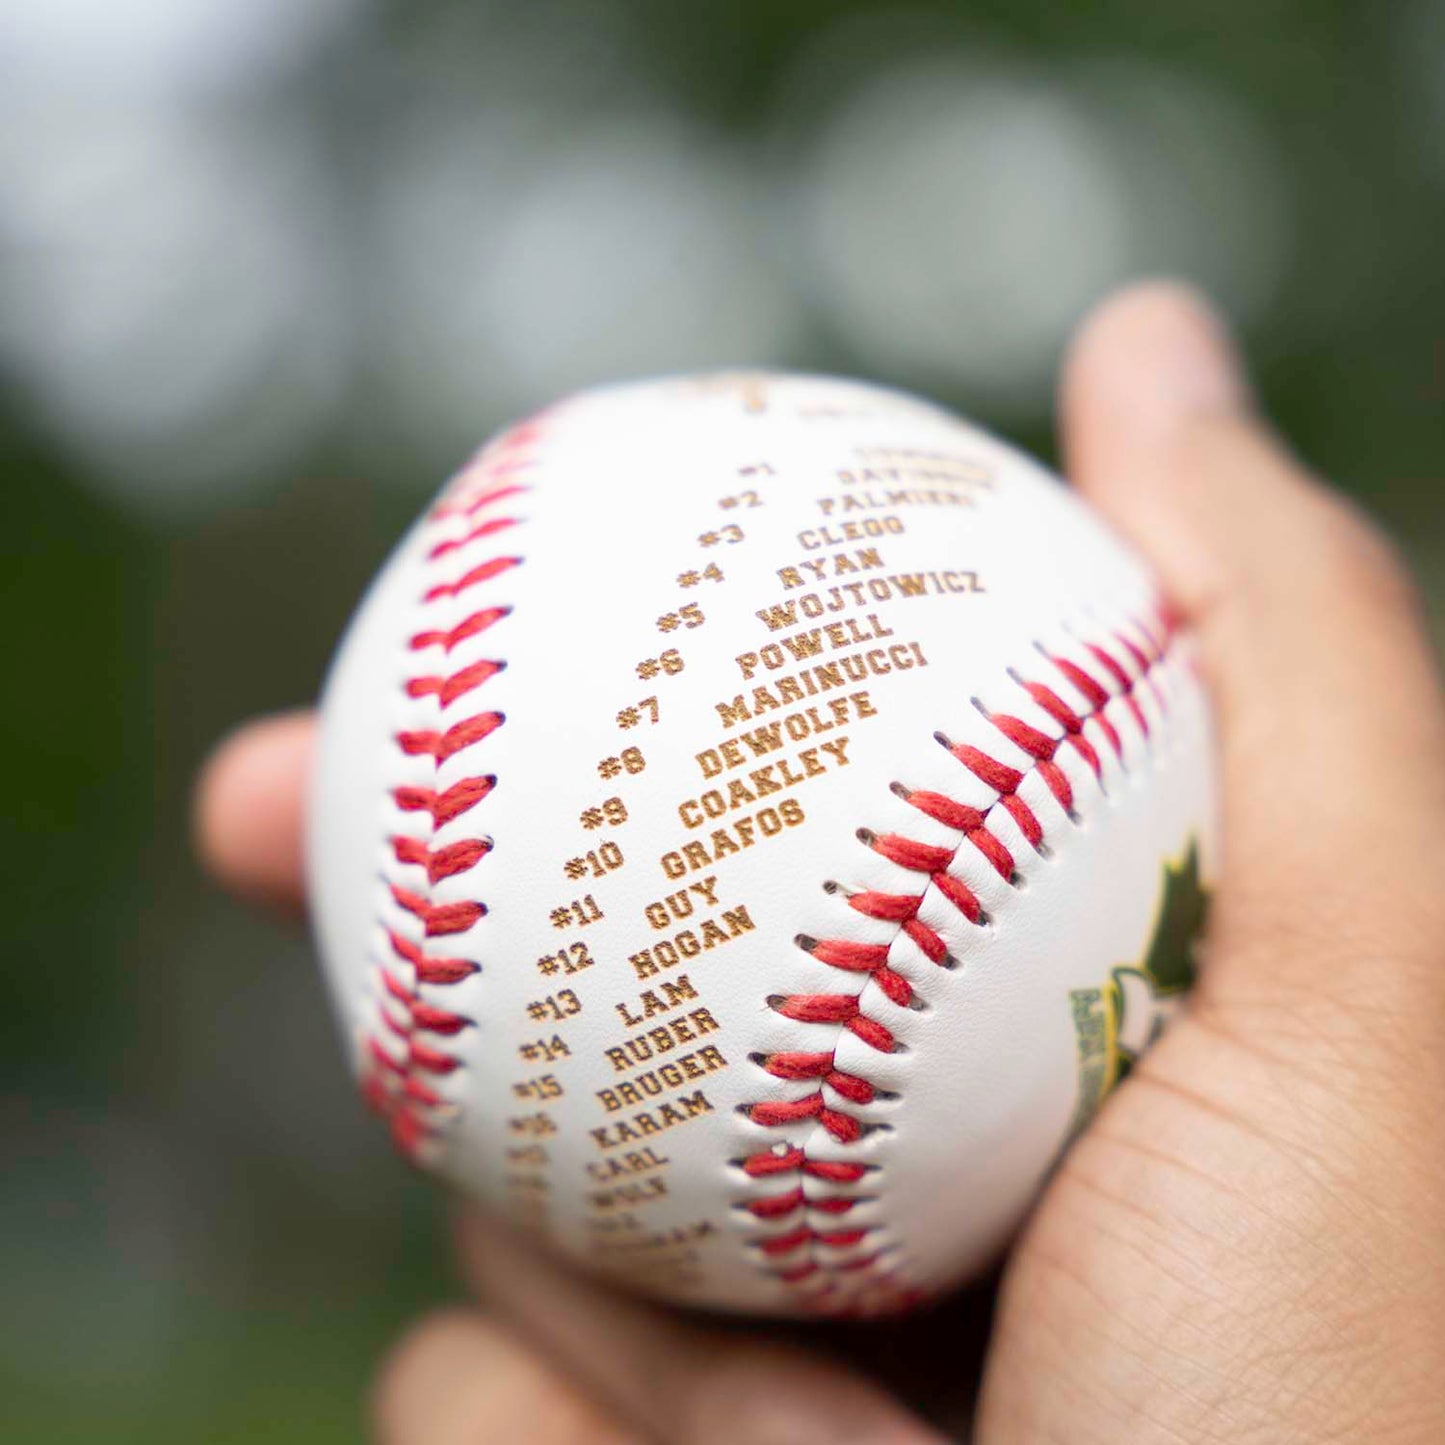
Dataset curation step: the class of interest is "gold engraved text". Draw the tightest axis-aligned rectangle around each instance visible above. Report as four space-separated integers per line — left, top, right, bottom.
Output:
679 739 851 828
590 1090 715 1151
627 908 755 975
596 1045 728 1112
604 1007 722 1072
659 802 805 877
739 613 894 674
716 644 929 726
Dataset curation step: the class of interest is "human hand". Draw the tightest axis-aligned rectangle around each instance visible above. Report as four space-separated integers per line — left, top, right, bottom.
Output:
197 283 1445 1444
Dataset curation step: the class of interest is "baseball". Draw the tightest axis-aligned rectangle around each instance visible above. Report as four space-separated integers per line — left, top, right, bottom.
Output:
308 371 1215 1317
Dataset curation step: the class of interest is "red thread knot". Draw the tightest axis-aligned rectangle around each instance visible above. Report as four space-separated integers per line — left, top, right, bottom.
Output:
393 775 496 827
397 711 504 763
951 743 1023 794
989 712 1057 762
745 1095 864 1143
411 606 511 654
391 835 492 885
405 658 504 707
745 1188 805 1219
846 888 923 923
904 790 986 833
422 555 522 603
427 514 520 561
868 833 954 874
807 938 890 973
388 930 480 985
391 885 487 937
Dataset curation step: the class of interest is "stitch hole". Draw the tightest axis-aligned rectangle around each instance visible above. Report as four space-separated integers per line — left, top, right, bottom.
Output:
855 827 877 847
888 780 911 803
932 729 952 750
794 934 817 955
970 695 991 719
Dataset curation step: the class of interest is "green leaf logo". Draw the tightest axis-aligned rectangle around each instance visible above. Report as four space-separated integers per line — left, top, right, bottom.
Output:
1141 838 1207 996
1067 839 1210 1138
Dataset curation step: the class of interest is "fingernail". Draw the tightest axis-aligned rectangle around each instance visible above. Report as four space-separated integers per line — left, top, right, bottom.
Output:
1114 281 1251 431
1068 280 1253 458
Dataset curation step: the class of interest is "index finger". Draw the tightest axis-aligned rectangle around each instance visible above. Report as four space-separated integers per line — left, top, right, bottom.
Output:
194 710 315 913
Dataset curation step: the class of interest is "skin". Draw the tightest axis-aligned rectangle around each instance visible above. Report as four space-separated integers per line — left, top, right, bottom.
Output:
196 283 1445 1444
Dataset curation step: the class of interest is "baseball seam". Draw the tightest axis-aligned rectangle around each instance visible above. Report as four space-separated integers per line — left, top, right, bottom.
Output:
358 427 541 1157
733 612 1175 1311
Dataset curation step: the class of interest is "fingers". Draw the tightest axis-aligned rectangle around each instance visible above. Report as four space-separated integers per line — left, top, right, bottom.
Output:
1060 282 1445 1019
193 710 315 914
1062 282 1442 751
452 1205 949 1445
374 1308 642 1444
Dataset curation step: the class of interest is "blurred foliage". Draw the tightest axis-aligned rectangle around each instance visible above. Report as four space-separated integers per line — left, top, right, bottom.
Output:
3 0 1440 1440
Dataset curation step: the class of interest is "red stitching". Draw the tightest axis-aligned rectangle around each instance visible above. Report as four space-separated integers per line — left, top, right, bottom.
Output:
391 835 492 884
396 710 505 762
423 555 523 604
406 658 506 706
359 432 534 1159
427 511 524 560
737 615 1175 1306
393 775 497 828
411 606 511 655
389 885 487 937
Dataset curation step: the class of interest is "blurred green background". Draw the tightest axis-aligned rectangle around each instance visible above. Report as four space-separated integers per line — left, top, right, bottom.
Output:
4 1 1441 1439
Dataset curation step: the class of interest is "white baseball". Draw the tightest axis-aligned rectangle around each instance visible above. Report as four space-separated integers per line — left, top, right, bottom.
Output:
309 372 1216 1317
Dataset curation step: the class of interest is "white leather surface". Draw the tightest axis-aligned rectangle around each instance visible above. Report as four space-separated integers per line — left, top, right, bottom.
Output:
308 372 1216 1316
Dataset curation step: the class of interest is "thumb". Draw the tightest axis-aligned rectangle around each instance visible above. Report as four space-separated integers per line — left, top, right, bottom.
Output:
1060 283 1445 1022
